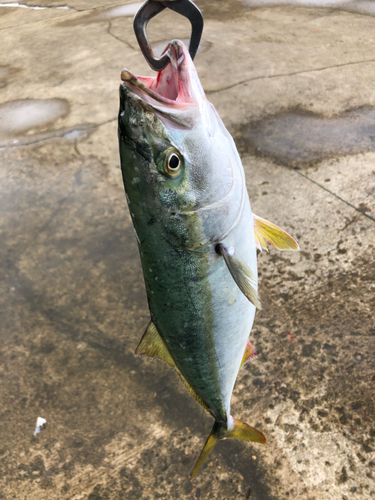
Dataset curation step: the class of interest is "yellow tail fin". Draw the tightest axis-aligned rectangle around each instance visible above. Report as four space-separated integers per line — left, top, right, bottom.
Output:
191 418 266 480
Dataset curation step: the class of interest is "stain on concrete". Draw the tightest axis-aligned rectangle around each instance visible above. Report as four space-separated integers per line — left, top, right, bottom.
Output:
234 107 375 167
0 98 69 146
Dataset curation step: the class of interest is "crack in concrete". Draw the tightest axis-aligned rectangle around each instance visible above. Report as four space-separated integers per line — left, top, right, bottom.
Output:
291 168 375 224
207 59 375 94
73 137 83 158
107 20 136 52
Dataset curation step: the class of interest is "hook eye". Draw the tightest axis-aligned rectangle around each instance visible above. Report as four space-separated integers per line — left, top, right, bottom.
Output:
133 0 204 72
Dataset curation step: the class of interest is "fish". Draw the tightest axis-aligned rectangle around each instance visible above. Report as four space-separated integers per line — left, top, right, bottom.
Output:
118 39 299 479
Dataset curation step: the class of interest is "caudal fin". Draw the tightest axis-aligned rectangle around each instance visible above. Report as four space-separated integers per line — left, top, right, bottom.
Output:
191 418 267 480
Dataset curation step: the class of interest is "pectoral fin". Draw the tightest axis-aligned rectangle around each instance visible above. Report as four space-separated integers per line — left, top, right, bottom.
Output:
135 321 208 411
253 214 300 251
216 244 261 309
240 339 258 369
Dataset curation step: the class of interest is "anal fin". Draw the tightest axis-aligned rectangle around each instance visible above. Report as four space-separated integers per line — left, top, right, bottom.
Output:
216 243 261 309
135 321 208 411
135 320 172 364
240 339 258 369
253 214 300 252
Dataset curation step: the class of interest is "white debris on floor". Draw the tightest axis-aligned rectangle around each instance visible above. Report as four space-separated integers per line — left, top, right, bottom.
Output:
34 417 47 436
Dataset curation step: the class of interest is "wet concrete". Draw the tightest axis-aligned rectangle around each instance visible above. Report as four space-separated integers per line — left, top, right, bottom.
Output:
0 1 375 500
0 98 69 146
234 106 375 167
0 2 70 10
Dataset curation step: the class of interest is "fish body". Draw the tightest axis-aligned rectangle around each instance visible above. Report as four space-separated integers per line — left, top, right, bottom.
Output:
118 40 299 478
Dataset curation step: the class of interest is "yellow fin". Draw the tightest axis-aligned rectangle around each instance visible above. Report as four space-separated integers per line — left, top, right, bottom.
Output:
191 418 266 480
216 244 261 309
135 321 208 411
253 214 300 251
135 320 173 364
240 339 258 369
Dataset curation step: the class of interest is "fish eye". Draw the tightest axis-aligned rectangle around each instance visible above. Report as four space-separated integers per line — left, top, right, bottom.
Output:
164 149 183 178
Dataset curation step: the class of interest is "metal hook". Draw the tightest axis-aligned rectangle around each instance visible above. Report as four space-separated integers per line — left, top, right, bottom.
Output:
133 0 204 72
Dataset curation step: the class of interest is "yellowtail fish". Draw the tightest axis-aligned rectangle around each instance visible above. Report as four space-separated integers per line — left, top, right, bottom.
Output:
118 40 299 479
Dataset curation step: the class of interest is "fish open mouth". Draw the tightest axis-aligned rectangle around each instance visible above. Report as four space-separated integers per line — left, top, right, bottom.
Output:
121 40 204 113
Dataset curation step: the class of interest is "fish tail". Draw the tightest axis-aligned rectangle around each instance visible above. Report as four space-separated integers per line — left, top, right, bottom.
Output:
191 417 267 480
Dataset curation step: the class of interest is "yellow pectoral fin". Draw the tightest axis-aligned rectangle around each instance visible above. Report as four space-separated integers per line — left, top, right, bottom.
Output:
135 321 208 411
253 214 300 251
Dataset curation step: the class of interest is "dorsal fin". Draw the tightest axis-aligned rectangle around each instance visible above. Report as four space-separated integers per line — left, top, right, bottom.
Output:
240 340 258 369
216 244 261 309
135 321 209 411
253 214 300 252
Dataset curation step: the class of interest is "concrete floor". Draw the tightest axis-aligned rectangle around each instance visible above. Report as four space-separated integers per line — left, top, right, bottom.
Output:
0 1 374 499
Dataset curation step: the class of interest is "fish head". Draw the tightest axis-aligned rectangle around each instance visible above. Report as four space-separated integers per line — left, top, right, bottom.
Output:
119 40 246 250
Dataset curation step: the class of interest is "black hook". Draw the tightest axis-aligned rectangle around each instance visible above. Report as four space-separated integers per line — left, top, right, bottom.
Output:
133 0 204 72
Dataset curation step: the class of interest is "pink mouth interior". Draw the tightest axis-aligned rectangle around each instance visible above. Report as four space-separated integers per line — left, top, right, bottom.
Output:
121 42 197 107
138 70 180 102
